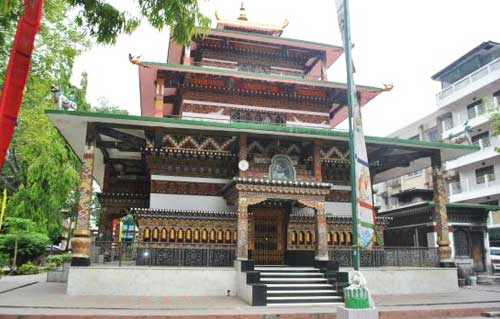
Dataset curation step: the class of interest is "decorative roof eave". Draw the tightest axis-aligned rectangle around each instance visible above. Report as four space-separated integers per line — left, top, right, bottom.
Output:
199 28 344 68
45 110 478 184
132 208 237 220
145 62 383 105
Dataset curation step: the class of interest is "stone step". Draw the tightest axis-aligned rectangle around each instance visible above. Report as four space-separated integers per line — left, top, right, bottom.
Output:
267 295 342 301
267 289 337 294
267 302 343 307
260 277 327 282
260 272 321 276
255 267 316 271
265 283 333 288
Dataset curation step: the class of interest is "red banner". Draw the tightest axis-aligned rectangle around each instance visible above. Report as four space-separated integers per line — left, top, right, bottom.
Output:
0 0 44 170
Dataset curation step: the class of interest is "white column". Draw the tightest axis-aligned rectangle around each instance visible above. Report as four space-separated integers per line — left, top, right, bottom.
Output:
427 232 438 248
484 231 492 274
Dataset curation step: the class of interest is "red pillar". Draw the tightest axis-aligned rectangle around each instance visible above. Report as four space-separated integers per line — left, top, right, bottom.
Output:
0 0 44 170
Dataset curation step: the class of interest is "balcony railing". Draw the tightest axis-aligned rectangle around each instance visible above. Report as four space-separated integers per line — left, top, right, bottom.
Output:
450 174 500 197
448 181 462 195
437 56 500 103
476 173 496 185
472 137 491 149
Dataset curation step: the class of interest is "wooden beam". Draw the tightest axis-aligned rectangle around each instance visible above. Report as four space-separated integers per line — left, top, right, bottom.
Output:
96 126 146 149
96 141 140 152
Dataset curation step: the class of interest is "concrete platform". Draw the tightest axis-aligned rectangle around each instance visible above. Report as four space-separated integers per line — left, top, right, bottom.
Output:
1 274 500 318
66 265 459 297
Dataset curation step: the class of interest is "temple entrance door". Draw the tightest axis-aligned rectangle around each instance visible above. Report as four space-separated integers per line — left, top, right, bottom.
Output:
253 208 286 265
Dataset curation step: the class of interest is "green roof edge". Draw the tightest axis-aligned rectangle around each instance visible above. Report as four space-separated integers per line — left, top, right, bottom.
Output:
45 110 479 152
198 27 344 51
142 61 384 92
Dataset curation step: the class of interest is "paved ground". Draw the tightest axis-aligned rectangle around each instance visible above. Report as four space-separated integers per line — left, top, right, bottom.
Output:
0 273 500 317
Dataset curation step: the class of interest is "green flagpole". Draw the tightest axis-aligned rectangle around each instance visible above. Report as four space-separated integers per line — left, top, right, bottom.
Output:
341 0 360 271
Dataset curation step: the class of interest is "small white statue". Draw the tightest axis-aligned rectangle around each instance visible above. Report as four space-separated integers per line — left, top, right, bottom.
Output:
51 85 77 111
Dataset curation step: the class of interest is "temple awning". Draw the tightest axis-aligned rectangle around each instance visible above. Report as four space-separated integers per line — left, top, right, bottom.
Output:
46 110 478 186
139 62 383 126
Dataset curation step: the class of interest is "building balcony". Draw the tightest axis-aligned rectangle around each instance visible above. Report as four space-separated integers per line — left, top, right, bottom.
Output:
440 99 498 140
436 56 500 108
449 173 500 202
445 136 500 171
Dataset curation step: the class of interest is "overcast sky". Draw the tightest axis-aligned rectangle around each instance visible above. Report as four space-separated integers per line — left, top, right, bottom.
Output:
71 0 500 136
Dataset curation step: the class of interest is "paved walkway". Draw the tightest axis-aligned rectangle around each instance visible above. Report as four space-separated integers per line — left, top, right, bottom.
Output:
0 274 499 317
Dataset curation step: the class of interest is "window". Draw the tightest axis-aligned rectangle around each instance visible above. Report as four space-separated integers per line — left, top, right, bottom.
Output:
407 169 423 178
471 132 490 148
494 90 500 109
475 165 495 184
427 128 439 142
441 113 454 131
467 100 486 119
454 229 470 257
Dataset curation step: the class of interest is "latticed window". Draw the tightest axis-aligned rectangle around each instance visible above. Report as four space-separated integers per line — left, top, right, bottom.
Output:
454 230 470 257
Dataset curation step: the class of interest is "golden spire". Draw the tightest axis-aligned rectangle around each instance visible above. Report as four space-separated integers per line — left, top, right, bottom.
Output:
238 2 248 21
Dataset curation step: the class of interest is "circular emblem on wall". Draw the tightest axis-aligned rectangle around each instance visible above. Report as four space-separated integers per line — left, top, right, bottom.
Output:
238 160 249 171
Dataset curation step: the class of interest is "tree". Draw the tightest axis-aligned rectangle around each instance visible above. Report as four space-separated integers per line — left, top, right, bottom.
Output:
93 97 129 115
0 217 50 268
492 108 500 153
0 0 91 240
1 0 210 45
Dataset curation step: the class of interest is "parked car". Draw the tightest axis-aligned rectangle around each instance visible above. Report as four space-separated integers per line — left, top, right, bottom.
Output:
491 247 500 272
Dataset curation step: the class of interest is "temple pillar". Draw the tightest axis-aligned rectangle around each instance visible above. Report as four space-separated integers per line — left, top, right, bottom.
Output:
313 140 322 182
237 198 250 260
71 124 96 266
299 200 329 261
239 132 248 177
314 202 329 261
236 197 266 260
431 152 452 263
154 78 164 117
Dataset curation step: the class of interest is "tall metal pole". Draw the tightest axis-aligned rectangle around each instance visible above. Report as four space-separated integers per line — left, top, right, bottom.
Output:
341 0 360 271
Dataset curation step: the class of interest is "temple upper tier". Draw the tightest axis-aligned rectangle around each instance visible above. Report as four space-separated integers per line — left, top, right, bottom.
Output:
138 5 384 128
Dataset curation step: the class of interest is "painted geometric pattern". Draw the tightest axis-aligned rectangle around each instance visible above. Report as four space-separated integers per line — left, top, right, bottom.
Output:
162 134 236 152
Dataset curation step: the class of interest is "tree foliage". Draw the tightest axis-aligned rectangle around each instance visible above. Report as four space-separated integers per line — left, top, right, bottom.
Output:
0 0 90 239
1 0 210 45
93 97 129 115
0 217 50 266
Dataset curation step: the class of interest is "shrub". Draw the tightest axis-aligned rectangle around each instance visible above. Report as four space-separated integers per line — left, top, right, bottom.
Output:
15 262 40 275
61 253 72 263
46 255 64 266
0 218 50 266
45 262 58 270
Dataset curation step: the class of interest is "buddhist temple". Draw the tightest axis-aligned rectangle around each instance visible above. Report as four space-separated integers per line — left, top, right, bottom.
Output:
47 4 478 305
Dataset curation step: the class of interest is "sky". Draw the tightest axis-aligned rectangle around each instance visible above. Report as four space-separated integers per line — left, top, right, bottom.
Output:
71 0 500 137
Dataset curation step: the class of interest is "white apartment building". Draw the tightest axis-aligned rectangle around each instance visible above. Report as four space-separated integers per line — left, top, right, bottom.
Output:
375 41 500 211
374 42 500 267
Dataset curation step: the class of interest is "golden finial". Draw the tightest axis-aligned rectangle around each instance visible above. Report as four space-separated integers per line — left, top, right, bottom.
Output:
238 2 248 21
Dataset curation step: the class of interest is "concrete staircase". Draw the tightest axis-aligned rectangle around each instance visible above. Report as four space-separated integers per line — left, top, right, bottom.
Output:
254 265 343 307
